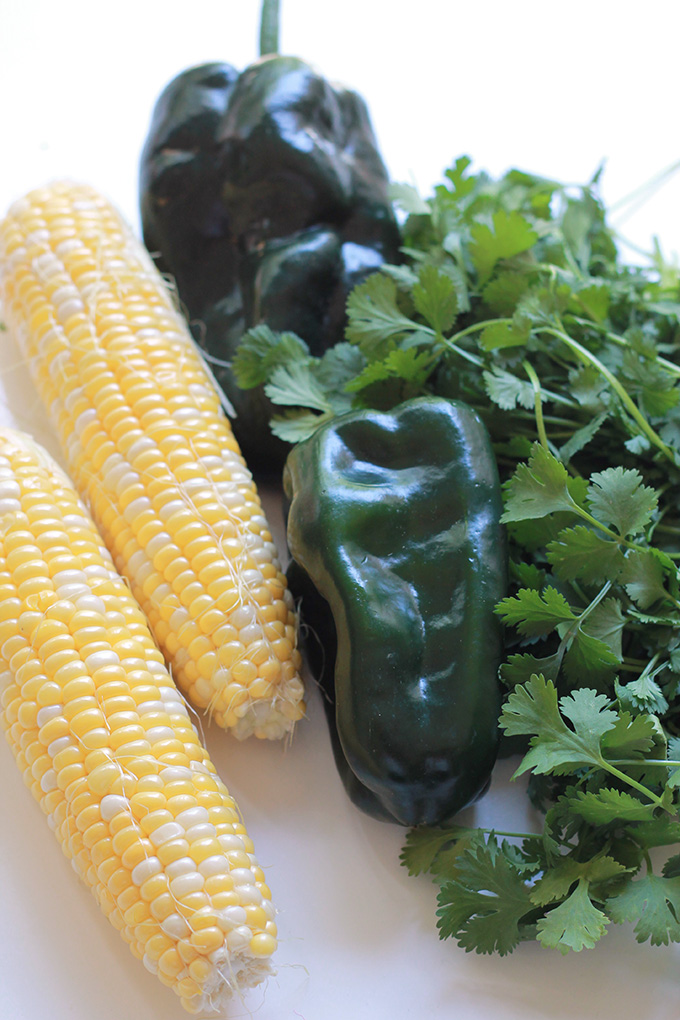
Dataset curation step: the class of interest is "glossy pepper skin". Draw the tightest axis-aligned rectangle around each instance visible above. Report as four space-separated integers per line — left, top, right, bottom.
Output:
283 397 507 827
139 56 401 473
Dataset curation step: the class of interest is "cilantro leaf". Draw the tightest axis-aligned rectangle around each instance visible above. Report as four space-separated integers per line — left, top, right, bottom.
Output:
587 467 659 537
557 598 626 690
568 364 609 412
316 342 366 393
345 274 421 355
444 155 476 202
482 272 531 317
663 854 680 878
483 367 536 410
557 412 607 463
500 651 562 688
621 349 680 418
388 181 430 215
269 409 331 443
344 347 434 394
600 711 659 759
479 320 530 351
561 189 608 269
399 826 469 877
531 855 628 906
510 560 546 589
500 674 617 777
502 444 582 523
546 526 626 585
616 674 669 715
566 788 657 824
608 874 680 945
561 629 621 690
508 507 587 553
470 209 539 284
620 549 669 610
625 434 653 455
436 835 535 955
570 283 610 323
536 879 609 953
581 598 626 659
496 586 575 638
558 685 620 742
412 264 458 334
633 818 680 848
232 325 310 388
264 362 332 412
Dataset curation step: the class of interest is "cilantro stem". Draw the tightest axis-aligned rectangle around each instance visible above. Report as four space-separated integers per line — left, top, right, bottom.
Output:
608 759 680 767
464 827 543 841
598 760 667 808
440 339 486 368
570 506 644 553
522 360 549 450
446 318 512 347
651 523 680 536
579 579 612 620
608 157 680 220
618 661 650 673
538 323 675 463
512 412 581 427
441 324 578 407
551 580 612 674
567 315 680 380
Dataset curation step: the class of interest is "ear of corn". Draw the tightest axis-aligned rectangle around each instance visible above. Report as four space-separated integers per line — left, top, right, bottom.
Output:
0 426 277 1013
0 181 304 739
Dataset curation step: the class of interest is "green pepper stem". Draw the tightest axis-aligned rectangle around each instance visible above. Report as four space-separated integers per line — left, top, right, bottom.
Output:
259 0 281 55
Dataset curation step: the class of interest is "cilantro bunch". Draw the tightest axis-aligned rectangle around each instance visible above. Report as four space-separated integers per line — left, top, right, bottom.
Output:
235 156 680 954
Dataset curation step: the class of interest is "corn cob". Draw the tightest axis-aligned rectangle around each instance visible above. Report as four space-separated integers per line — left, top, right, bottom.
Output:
0 181 304 739
0 426 278 1013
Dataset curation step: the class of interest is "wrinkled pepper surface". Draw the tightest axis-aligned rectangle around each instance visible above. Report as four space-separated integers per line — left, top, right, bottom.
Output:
283 397 507 827
139 56 400 472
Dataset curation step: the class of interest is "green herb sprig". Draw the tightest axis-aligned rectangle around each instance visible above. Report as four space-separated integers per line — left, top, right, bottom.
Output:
234 155 680 954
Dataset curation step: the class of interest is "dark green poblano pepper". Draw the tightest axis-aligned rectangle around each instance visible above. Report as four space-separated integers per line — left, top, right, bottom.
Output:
283 397 507 828
139 8 400 473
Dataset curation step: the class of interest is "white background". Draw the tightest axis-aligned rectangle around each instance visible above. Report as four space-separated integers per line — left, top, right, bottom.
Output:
2 2 680 1019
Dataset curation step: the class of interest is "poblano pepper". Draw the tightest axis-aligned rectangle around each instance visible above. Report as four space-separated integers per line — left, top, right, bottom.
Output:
139 4 400 473
283 396 507 827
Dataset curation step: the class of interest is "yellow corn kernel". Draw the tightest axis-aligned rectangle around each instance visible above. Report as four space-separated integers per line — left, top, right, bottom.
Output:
0 429 277 1013
0 180 305 739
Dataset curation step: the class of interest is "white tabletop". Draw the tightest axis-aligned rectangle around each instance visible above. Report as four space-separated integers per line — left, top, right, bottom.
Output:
2 4 680 1019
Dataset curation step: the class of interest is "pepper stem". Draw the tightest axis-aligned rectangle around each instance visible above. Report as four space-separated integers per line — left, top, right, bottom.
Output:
259 0 281 55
